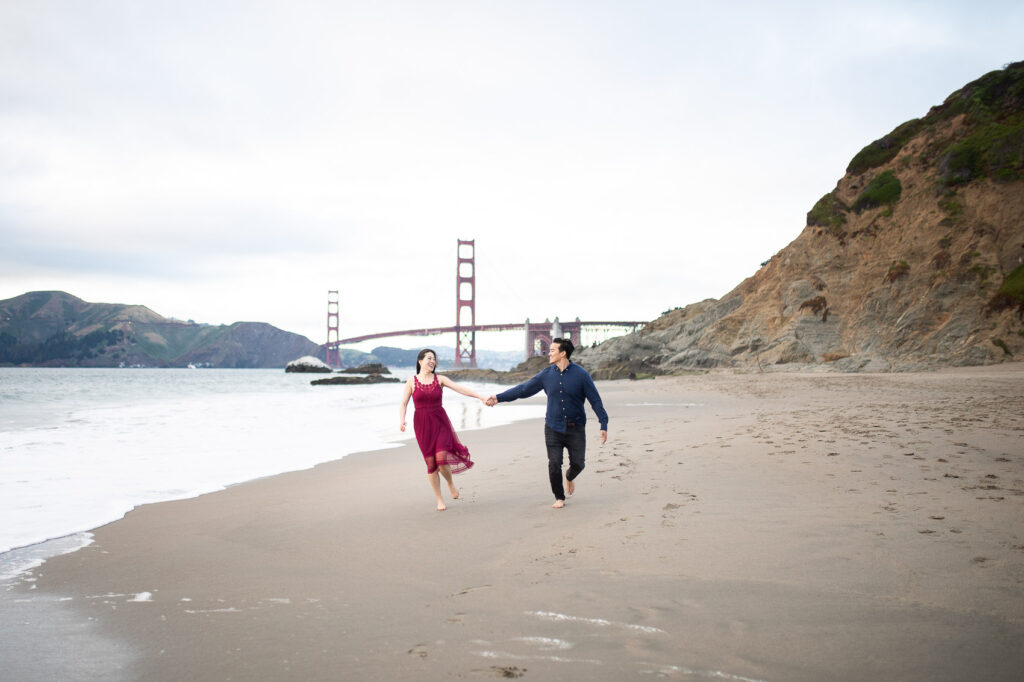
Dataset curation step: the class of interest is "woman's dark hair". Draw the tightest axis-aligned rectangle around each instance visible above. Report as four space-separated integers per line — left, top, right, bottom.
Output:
416 348 437 373
552 338 574 358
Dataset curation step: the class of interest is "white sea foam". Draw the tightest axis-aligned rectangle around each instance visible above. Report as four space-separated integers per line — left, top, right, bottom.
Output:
184 607 243 614
472 650 603 665
639 663 767 682
0 533 94 584
0 368 543 576
512 636 573 650
525 610 666 634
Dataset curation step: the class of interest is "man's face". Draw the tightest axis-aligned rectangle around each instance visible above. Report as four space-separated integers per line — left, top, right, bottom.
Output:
548 343 565 364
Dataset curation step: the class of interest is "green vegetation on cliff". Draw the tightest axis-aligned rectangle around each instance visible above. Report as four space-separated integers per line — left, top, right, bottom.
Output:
847 118 925 176
988 264 1024 315
939 118 1024 185
806 192 848 232
852 170 902 212
845 61 1024 181
941 62 1024 119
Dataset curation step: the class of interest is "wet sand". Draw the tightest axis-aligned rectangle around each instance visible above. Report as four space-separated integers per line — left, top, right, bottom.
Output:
8 364 1024 681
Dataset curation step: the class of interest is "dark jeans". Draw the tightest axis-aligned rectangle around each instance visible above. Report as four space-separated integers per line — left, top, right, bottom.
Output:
544 423 586 500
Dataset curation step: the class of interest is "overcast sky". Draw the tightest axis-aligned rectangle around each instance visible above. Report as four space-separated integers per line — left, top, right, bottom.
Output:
2 1 1021 351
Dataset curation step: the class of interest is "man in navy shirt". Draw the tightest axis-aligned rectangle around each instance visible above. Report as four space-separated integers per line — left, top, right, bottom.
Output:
486 338 608 508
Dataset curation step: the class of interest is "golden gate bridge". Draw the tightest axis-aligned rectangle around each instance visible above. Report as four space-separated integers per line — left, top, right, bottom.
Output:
324 239 646 368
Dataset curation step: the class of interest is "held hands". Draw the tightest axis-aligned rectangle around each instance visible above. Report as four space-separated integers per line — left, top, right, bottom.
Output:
485 396 498 407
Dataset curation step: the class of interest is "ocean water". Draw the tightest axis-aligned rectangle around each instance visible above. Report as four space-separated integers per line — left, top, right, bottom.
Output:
0 368 542 581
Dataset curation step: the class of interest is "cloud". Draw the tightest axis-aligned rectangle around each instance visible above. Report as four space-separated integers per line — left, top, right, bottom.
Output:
2 0 1021 346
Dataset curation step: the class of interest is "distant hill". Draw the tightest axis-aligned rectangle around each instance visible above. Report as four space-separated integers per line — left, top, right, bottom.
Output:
0 291 333 368
579 61 1024 376
0 291 529 369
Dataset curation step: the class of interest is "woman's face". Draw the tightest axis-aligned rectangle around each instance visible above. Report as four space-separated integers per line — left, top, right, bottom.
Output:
420 352 437 373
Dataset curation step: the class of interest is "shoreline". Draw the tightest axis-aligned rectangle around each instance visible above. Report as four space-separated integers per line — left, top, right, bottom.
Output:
0 369 544 560
5 365 1024 681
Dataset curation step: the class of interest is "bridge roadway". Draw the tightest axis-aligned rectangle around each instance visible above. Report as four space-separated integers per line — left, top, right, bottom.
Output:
332 321 645 345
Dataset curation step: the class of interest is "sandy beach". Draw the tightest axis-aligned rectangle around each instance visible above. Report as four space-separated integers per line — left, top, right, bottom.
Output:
7 364 1024 681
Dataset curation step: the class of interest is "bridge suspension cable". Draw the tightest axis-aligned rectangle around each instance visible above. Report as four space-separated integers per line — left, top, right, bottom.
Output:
324 239 646 367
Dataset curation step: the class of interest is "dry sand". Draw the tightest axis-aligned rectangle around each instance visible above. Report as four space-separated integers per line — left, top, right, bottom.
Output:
6 364 1024 681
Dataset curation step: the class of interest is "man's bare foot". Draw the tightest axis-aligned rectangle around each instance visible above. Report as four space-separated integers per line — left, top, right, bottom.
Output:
552 499 565 508
437 501 446 511
566 478 575 496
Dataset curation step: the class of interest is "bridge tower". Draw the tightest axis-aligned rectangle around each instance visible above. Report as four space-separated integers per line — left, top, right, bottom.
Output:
326 290 340 368
455 239 477 368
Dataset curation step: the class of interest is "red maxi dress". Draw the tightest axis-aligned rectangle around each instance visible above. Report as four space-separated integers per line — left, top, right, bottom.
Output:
412 374 474 474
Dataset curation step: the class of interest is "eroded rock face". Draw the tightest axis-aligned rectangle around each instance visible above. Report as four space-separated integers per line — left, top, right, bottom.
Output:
578 63 1024 376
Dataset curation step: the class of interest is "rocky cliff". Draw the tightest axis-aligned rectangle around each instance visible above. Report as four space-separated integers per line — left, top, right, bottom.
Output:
0 291 325 368
579 61 1024 376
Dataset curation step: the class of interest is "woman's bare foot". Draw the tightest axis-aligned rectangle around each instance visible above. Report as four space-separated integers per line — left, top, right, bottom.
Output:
436 501 447 511
449 486 459 499
552 499 565 508
566 478 575 496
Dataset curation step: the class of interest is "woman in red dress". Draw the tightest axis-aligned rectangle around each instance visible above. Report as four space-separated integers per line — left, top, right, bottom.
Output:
399 349 488 510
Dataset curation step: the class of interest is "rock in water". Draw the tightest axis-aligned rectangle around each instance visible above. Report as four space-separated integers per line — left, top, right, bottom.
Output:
285 356 333 373
340 363 391 374
311 374 401 385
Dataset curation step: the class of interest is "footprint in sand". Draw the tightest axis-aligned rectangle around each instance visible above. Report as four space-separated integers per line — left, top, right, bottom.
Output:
477 666 526 679
408 644 429 658
661 502 684 527
453 585 493 597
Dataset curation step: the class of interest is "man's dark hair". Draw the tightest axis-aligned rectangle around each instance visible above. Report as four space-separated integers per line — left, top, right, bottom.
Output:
552 337 574 358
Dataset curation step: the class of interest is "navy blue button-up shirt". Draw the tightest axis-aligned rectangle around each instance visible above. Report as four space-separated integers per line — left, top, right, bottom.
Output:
496 362 609 434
